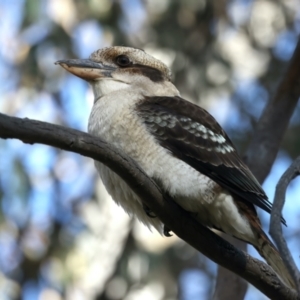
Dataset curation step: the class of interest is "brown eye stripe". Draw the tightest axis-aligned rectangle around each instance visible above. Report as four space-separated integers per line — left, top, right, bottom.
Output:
128 64 164 82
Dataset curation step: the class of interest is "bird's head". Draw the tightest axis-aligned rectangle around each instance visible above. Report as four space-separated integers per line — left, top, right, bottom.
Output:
56 46 178 100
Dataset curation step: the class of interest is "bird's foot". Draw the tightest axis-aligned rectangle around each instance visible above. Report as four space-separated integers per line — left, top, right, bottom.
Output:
143 204 156 218
163 225 172 237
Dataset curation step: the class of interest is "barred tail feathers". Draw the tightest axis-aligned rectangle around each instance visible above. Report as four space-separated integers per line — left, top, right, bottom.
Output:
233 197 295 289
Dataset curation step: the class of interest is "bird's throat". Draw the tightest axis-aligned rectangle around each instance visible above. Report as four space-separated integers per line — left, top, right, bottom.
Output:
92 79 129 102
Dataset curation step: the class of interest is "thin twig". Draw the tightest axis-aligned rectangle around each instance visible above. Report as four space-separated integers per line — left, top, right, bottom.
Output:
270 156 300 293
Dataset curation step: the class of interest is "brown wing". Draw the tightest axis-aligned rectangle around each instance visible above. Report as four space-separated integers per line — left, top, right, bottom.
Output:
136 96 284 224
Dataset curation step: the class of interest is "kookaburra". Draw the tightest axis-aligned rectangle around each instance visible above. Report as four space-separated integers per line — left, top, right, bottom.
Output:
56 46 294 288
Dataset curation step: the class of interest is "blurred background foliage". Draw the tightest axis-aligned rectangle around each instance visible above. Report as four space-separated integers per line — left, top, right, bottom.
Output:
0 0 300 299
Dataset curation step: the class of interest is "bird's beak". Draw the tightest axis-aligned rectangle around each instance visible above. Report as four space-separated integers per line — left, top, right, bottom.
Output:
55 59 116 81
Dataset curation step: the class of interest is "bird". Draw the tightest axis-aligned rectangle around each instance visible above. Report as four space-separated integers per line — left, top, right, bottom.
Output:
56 46 295 288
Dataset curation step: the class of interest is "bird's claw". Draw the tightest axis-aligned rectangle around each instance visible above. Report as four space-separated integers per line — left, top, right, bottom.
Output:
163 225 172 237
143 204 156 218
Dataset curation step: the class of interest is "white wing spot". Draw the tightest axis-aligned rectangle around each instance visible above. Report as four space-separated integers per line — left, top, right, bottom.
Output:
225 145 234 152
178 120 229 147
208 129 214 136
210 135 217 142
210 134 226 144
215 144 234 153
197 124 207 133
217 135 226 143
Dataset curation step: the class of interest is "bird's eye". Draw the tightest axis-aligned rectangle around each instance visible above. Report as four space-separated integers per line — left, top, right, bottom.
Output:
115 55 131 67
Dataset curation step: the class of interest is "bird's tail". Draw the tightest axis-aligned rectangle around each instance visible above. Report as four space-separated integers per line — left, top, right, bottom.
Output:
234 198 295 289
254 231 296 289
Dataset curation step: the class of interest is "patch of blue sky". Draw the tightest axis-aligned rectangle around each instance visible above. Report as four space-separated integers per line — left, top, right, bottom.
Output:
0 145 30 226
53 201 73 225
273 30 297 61
0 231 22 273
60 75 90 130
72 20 104 58
20 20 52 46
245 284 269 300
221 79 268 136
289 104 300 126
120 0 146 34
0 141 17 189
36 42 65 78
180 269 210 300
214 79 267 135
58 167 95 203
2 195 29 227
0 69 19 95
227 0 253 27
16 92 59 123
208 96 231 127
22 281 39 300
0 0 25 39
0 0 24 93
19 144 56 174
222 100 251 133
1 143 53 226
260 158 285 214
235 79 268 117
28 186 55 228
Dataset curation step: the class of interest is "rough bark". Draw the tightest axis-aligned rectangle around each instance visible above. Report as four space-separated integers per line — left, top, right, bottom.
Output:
213 38 300 300
0 114 299 299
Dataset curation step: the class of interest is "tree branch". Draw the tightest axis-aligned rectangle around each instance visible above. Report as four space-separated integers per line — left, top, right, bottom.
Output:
0 113 298 299
270 156 300 293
